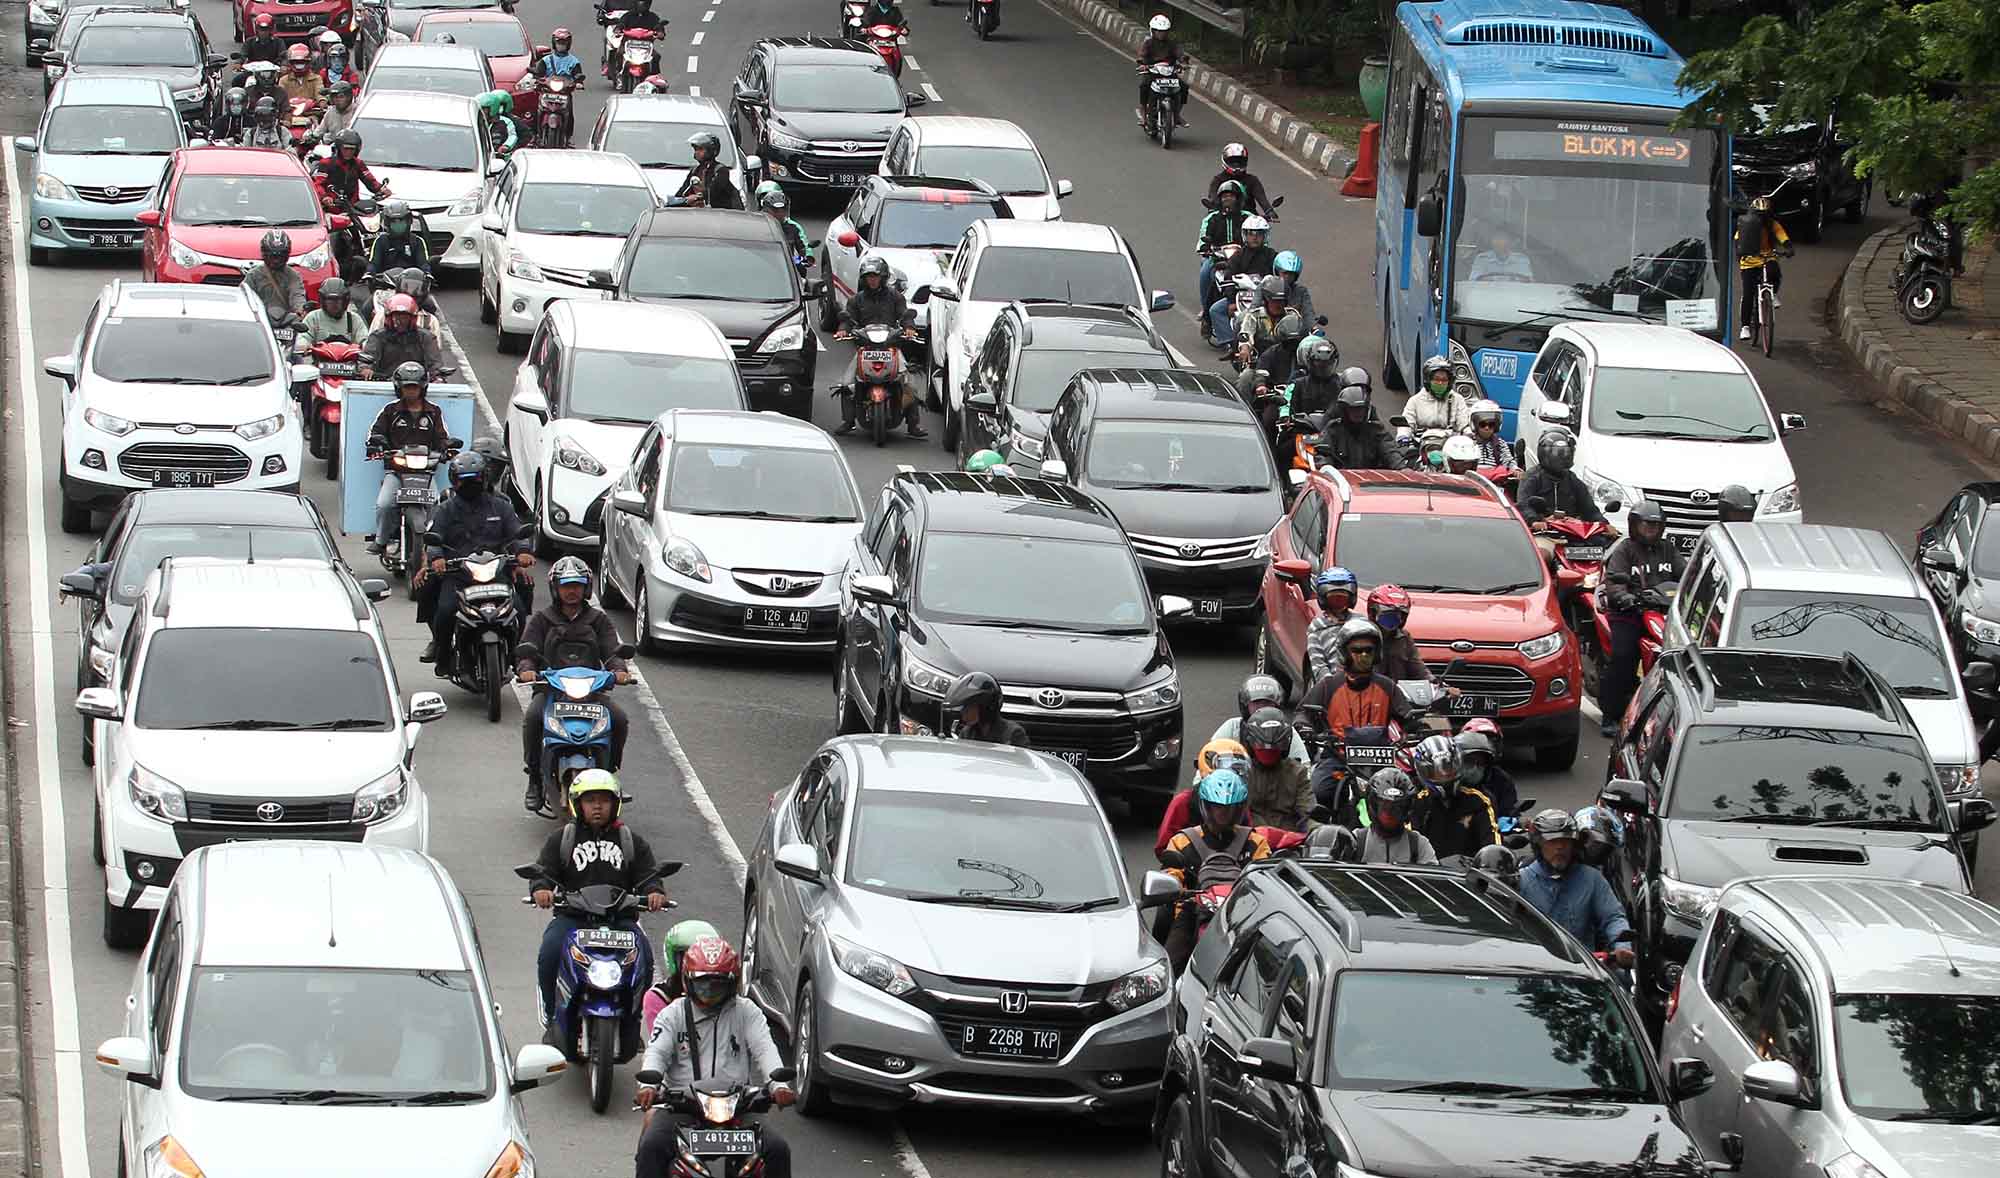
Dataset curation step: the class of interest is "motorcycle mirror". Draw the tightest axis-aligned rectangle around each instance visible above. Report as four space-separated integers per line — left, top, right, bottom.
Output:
535 44 551 57
421 530 445 546
1271 195 1286 208
513 642 538 662
836 230 860 248
512 863 541 880
1199 196 1214 211
1516 797 1537 815
446 435 465 449
514 523 537 540
615 643 638 659
769 1066 796 1084
636 1069 664 1087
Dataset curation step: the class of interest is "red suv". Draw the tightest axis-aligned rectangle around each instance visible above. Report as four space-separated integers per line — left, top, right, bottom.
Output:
139 147 340 301
235 0 354 42
1257 468 1583 768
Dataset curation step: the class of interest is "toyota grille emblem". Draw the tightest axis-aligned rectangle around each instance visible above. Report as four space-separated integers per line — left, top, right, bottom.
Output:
768 575 791 593
102 185 121 199
1689 488 1712 503
1450 640 1476 653
255 801 285 823
1177 542 1204 559
1035 688 1067 709
841 141 860 153
1000 991 1028 1014
174 423 197 435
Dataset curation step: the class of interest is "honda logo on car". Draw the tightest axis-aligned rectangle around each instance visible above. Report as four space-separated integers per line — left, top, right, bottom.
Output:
1001 991 1028 1014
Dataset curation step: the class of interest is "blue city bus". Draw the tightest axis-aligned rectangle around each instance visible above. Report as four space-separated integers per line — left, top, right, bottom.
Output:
1373 0 1732 437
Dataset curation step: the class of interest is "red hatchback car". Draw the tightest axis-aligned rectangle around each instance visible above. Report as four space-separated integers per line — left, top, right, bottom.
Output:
139 147 340 301
413 10 538 118
1257 468 1584 768
235 0 353 42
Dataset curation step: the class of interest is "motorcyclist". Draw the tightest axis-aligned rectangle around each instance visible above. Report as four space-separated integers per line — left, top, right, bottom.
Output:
1716 484 1757 523
1296 618 1419 812
1135 14 1187 128
1315 373 1405 470
1209 142 1278 219
1465 399 1511 468
1468 843 1521 893
1517 428 1607 562
963 448 1016 477
244 13 284 64
212 86 249 144
1441 434 1482 475
312 128 390 211
1195 180 1247 326
1154 739 1254 855
1736 194 1792 342
1286 336 1342 420
364 361 451 557
1303 566 1358 684
1240 706 1313 832
1237 313 1305 435
316 81 356 138
280 42 323 107
1230 273 1291 367
419 451 532 668
1366 584 1455 699
321 37 358 88
367 199 433 277
760 186 811 273
634 936 795 1178
528 769 669 1046
242 96 288 149
235 59 284 115
516 556 633 814
299 276 369 346
533 27 586 80
641 918 720 1036
1454 728 1519 828
1407 734 1498 860
858 0 908 31
603 0 667 79
1572 804 1624 882
361 293 443 378
1209 673 1310 766
834 256 925 438
663 132 741 209
243 230 304 330
1515 808 1633 964
1352 768 1438 864
476 90 521 156
1156 770 1273 971
941 672 1028 745
1405 355 1472 433
1598 499 1683 734
1208 216 1276 350
1273 250 1315 325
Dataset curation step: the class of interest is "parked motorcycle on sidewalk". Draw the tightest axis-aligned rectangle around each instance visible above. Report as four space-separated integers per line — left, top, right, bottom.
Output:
1894 200 1957 325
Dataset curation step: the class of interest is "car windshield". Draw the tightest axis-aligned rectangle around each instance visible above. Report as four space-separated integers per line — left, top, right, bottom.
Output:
513 181 651 236
1085 420 1273 491
349 117 478 172
170 175 322 227
968 246 1139 306
111 525 332 604
846 789 1123 908
1012 349 1160 411
1331 971 1653 1100
565 351 745 423
665 442 859 521
72 26 196 67
91 318 275 385
1586 366 1773 441
44 104 180 155
625 238 794 301
366 67 485 98
134 629 393 731
422 21 526 56
875 197 1000 249
179 967 493 1102
1729 592 1954 698
917 532 1151 631
1333 513 1546 595
1836 994 2000 1122
602 120 737 168
772 63 902 113
914 145 1046 195
1665 727 1942 827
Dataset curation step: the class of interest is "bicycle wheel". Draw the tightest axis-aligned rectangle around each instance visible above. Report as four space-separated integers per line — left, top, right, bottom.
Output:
1757 286 1776 357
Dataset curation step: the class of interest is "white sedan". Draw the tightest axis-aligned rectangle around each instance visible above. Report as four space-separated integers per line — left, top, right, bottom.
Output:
477 149 655 353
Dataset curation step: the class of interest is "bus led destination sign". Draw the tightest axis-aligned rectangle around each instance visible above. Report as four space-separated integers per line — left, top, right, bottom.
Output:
1492 122 1694 168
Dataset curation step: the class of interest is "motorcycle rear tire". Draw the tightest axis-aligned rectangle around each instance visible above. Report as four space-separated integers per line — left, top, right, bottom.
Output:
483 641 504 723
1902 275 1947 324
587 1013 616 1114
308 416 326 459
618 71 635 95
323 422 340 480
977 11 990 38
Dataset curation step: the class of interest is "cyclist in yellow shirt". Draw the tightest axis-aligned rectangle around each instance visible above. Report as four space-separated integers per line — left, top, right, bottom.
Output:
1737 195 1793 341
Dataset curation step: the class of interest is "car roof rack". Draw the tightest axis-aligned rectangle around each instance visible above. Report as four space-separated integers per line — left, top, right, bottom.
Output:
1268 860 1363 953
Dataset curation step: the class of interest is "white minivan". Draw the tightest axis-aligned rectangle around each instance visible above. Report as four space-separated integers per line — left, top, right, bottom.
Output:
1516 322 1805 551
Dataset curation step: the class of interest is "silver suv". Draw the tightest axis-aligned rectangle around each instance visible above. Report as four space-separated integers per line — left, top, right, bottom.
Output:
1660 875 2000 1177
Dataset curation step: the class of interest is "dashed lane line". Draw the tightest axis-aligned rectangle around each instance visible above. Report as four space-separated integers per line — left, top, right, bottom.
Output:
921 81 941 103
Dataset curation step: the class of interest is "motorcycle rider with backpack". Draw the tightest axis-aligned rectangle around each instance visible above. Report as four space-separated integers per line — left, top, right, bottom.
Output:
833 256 925 438
1314 371 1405 471
368 200 433 277
1295 618 1419 811
940 672 1029 745
641 918 720 1036
664 133 741 210
1407 735 1498 860
1209 143 1278 219
1239 706 1313 832
1597 499 1683 734
1210 674 1310 766
1156 770 1273 971
1195 179 1247 328
516 556 632 814
300 276 368 346
242 96 288 149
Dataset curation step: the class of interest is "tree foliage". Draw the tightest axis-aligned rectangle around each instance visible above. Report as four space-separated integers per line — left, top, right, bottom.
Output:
1676 0 2000 237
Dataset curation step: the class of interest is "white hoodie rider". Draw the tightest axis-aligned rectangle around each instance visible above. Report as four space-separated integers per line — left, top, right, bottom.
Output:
1403 355 1473 433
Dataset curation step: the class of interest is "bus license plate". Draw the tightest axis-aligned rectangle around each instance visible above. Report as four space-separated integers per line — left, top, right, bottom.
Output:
960 1022 1061 1061
152 469 216 488
743 607 809 632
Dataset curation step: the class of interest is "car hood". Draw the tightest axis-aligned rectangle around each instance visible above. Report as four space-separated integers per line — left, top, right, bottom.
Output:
912 622 1171 693
64 63 203 91
1086 486 1281 542
387 9 430 36
75 381 285 422
371 165 483 207
172 1101 511 1176
1660 819 1969 892
624 295 795 344
548 418 646 481
1579 430 1794 489
947 299 1005 354
509 229 626 280
39 151 172 194
1404 589 1557 642
833 885 1149 984
128 730 403 797
665 511 859 578
766 109 898 144
865 245 949 290
1861 1120 2000 1177
1324 1090 1707 1178
1732 130 1818 167
487 54 529 85
171 221 330 259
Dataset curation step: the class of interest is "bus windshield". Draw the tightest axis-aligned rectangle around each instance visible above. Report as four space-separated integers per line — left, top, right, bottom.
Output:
1449 115 1725 333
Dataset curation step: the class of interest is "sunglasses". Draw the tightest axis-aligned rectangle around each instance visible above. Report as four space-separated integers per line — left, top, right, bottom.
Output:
1348 646 1378 659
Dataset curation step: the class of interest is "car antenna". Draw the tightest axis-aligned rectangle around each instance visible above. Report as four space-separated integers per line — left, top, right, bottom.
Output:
1938 929 1963 978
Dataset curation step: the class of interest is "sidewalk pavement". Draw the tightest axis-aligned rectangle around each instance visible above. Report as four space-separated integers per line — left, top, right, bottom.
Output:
1045 0 1363 180
1838 228 2000 459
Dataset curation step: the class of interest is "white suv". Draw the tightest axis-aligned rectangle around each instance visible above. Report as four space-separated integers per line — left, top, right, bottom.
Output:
75 557 445 949
49 281 311 535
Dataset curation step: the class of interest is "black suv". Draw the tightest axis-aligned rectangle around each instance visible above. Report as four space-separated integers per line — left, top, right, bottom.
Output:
1730 103 1868 242
1600 647 1992 1027
956 302 1172 466
1038 369 1282 624
1915 481 2000 701
729 37 926 192
834 470 1186 806
1159 858 1713 1178
594 208 819 418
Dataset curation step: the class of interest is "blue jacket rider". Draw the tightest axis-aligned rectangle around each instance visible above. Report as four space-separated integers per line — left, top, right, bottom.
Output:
1514 809 1634 965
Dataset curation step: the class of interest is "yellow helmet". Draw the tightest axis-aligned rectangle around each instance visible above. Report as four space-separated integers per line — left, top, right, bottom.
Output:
567 768 621 816
1197 738 1251 779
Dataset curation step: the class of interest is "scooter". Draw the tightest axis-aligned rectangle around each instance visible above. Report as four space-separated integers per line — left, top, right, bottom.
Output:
1140 61 1184 148
970 0 998 39
1894 201 1955 325
516 862 681 1114
525 648 637 804
634 1066 796 1173
423 525 534 723
304 338 362 478
614 26 659 93
834 321 914 447
285 95 322 145
1587 581 1678 703
1535 510 1615 654
369 440 460 592
863 23 904 76
840 0 867 39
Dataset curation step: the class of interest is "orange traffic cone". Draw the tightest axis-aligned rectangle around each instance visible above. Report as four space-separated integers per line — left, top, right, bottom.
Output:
1341 122 1380 198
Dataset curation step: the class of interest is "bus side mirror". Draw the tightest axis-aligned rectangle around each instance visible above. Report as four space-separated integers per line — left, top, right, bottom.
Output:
1416 194 1442 238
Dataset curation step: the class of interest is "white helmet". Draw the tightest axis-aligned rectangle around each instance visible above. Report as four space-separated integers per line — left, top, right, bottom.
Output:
1150 14 1171 32
1443 435 1481 464
1241 214 1270 234
1469 398 1502 423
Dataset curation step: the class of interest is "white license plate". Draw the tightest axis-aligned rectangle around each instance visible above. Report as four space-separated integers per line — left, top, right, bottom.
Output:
1672 532 1699 553
394 487 432 505
1344 745 1398 768
152 469 216 488
743 607 810 631
685 1130 757 1156
89 232 138 248
831 172 865 186
960 1022 1062 1060
460 583 512 602
1443 694 1496 716
860 348 896 363
577 927 637 950
551 701 606 717
317 361 358 376
1194 598 1223 618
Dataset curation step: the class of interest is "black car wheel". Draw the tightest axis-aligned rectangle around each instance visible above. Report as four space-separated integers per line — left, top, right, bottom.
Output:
1160 1096 1199 1178
1844 178 1871 223
1795 185 1826 243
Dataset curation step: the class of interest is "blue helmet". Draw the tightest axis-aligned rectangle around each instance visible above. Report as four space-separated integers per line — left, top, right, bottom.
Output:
1196 769 1249 807
1574 805 1624 867
1314 566 1357 601
1275 250 1303 276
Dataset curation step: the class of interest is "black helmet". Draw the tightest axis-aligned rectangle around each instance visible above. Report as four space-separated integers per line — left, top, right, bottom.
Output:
1627 499 1667 540
1367 768 1416 830
1335 384 1370 414
448 450 487 489
328 80 353 100
392 360 428 392
688 130 721 158
1309 825 1358 863
1274 311 1306 347
317 276 349 312
942 672 1001 731
1335 617 1382 672
382 198 413 235
1298 336 1338 382
224 86 248 115
858 255 891 284
1236 674 1284 725
1574 805 1624 868
1471 843 1518 883
259 229 292 263
1258 274 1287 304
253 95 278 118
334 128 362 154
1535 428 1575 474
1242 706 1290 764
1337 366 1372 395
1527 807 1579 851
1717 484 1757 522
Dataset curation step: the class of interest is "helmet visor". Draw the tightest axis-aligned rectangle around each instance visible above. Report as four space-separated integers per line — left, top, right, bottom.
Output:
687 974 734 1006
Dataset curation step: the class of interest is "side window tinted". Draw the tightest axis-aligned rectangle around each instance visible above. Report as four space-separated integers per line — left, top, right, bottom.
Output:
118 618 144 698
790 755 831 840
1679 555 1719 634
1290 495 1328 568
1270 957 1315 1050
1699 910 1740 993
1641 691 1677 784
148 908 182 1056
1700 571 1731 646
542 336 564 402
870 505 907 568
635 438 664 504
1222 915 1301 1022
1713 923 1784 1044
1763 960 1819 1076
817 759 848 865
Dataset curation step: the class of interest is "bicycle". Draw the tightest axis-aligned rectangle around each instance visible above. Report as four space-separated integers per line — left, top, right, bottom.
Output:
1745 250 1790 357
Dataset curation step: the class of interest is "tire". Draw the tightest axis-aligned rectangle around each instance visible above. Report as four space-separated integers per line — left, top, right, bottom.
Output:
587 1013 616 1114
1160 1096 1198 1178
740 891 763 1008
308 413 327 458
1253 625 1291 702
1158 101 1174 149
1844 179 1870 223
633 580 662 656
102 895 151 950
792 980 832 1117
323 421 340 479
533 481 558 559
1127 793 1169 825
870 400 888 447
60 493 92 535
938 396 957 451
1902 276 1947 324
483 642 504 723
1380 318 1407 391
817 261 841 331
1795 189 1825 243
479 280 498 324
833 653 865 734
1536 729 1580 772
1757 287 1776 357
497 317 525 354
977 13 990 39
29 246 49 266
93 795 106 867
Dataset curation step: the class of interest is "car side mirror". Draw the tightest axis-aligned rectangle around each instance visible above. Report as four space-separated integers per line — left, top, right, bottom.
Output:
207 52 229 71
59 569 103 599
510 1044 566 1093
1138 870 1179 909
1158 595 1194 619
74 688 121 722
734 87 766 105
1964 661 1997 691
588 269 617 291
43 354 78 384
1415 193 1442 238
28 39 48 53
904 91 927 108
1951 797 1997 834
1150 289 1175 312
1668 1057 1716 1101
357 576 391 601
1535 402 1573 424
835 230 860 249
1055 178 1073 198
1287 468 1307 488
290 363 321 386
1920 545 1960 574
361 0 385 8
408 692 448 723
1272 557 1312 585
12 136 37 154
1740 1059 1814 1108
480 211 505 234
1600 777 1647 814
773 842 824 883
42 50 65 68
1779 412 1805 434
1037 458 1068 481
1236 1037 1299 1084
743 154 764 173
512 390 548 420
94 1037 159 1087
849 574 901 609
486 158 508 177
802 279 826 299
611 488 647 518
964 390 995 411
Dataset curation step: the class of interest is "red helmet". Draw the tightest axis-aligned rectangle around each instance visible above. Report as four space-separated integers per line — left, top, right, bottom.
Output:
385 293 418 320
1460 716 1503 755
1367 584 1413 629
287 43 311 64
681 935 740 1007
254 13 274 30
551 26 572 43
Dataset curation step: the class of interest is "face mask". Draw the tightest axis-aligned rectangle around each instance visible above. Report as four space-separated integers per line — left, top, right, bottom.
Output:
1429 380 1452 397
455 480 483 499
1463 763 1488 785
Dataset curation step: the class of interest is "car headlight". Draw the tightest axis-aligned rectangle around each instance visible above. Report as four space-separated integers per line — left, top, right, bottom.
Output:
1760 482 1801 515
83 408 137 436
764 126 809 151
297 243 331 272
88 640 116 682
143 1136 205 1178
757 318 807 354
1660 876 1719 925
1124 672 1181 714
1576 465 1633 510
1939 763 1981 796
168 239 200 270
662 536 711 582
1963 613 2000 646
1825 1154 1888 1178
1251 529 1273 559
34 172 77 201
1104 959 1168 1012
447 187 483 217
506 250 544 282
902 651 955 696
352 768 409 825
235 414 283 441
128 764 188 824
173 83 207 102
830 934 916 997
483 1141 534 1178
1518 630 1566 661
554 437 607 476
1784 161 1817 181
1008 428 1043 460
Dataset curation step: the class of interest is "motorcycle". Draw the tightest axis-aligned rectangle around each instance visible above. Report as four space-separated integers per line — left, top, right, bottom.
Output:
863 23 904 76
634 1066 797 1175
370 441 461 591
1535 510 1615 653
1300 667 1471 824
533 74 578 148
1587 580 1678 705
516 863 681 1113
1140 61 1184 149
285 95 323 145
614 25 659 93
1894 204 1955 325
971 0 998 38
840 0 867 39
1276 410 1328 490
304 338 363 477
834 321 913 447
525 648 637 797
423 525 534 722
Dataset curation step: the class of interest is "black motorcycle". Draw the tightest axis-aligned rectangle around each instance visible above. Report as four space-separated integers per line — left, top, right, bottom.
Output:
371 441 460 593
423 525 534 722
633 1066 797 1178
1894 203 1956 325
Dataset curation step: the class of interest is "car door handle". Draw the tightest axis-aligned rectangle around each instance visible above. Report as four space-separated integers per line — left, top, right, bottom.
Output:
1687 1022 1706 1042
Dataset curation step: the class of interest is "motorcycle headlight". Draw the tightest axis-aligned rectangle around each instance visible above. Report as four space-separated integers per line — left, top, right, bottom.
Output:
757 318 807 354
554 437 607 476
34 172 77 201
84 408 137 436
1962 613 2000 646
447 187 483 217
764 125 809 151
1759 482 1801 515
464 557 501 583
235 413 284 441
507 250 545 282
1660 876 1719 925
352 768 409 825
1008 429 1043 460
1939 763 1981 796
697 1091 742 1124
129 764 188 823
1784 161 1817 181
1104 959 1169 1012
585 958 624 990
297 243 331 272
1518 629 1566 661
831 934 916 997
901 651 955 696
168 239 200 270
1123 672 1181 714
662 536 711 582
1576 465 1632 510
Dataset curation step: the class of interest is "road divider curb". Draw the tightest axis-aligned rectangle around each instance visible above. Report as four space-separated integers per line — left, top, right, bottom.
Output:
1044 0 1361 180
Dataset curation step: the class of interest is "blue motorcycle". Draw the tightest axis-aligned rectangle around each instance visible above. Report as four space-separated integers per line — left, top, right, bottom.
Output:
515 862 680 1113
521 642 635 811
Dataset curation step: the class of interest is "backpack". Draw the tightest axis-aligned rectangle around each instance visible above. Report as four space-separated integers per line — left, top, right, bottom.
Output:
1733 210 1765 258
559 821 635 867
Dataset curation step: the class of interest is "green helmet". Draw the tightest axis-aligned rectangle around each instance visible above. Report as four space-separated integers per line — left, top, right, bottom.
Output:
965 449 1007 473
660 918 720 984
477 89 512 117
754 179 784 202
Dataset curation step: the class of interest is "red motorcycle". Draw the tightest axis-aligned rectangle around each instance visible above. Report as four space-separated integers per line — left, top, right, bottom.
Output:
305 339 362 478
864 23 904 76
286 96 323 146
533 74 579 147
1588 579 1678 710
835 322 912 446
970 0 999 39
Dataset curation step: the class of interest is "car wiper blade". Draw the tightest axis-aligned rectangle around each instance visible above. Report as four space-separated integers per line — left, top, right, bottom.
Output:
1810 817 1936 830
397 1089 488 1105
906 893 1059 911
211 1089 396 1104
1896 686 1954 698
1614 409 1762 437
1476 581 1541 593
190 217 272 226
121 376 213 384
1711 812 1821 824
1388 1080 1538 1095
289 718 388 730
212 373 274 385
1049 897 1122 912
175 719 299 730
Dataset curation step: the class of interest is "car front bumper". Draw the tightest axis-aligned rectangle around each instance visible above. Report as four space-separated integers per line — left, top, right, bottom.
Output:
642 566 841 650
411 206 483 271
733 345 817 419
762 142 884 189
1135 557 1266 623
497 268 606 335
897 690 1182 796
62 427 305 509
542 463 616 549
24 192 158 254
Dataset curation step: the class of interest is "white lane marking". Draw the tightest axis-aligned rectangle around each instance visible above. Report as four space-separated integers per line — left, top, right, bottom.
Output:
920 82 941 103
688 85 702 97
702 8 715 20
903 55 920 71
691 31 704 45
5 150 94 1178
687 55 699 73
